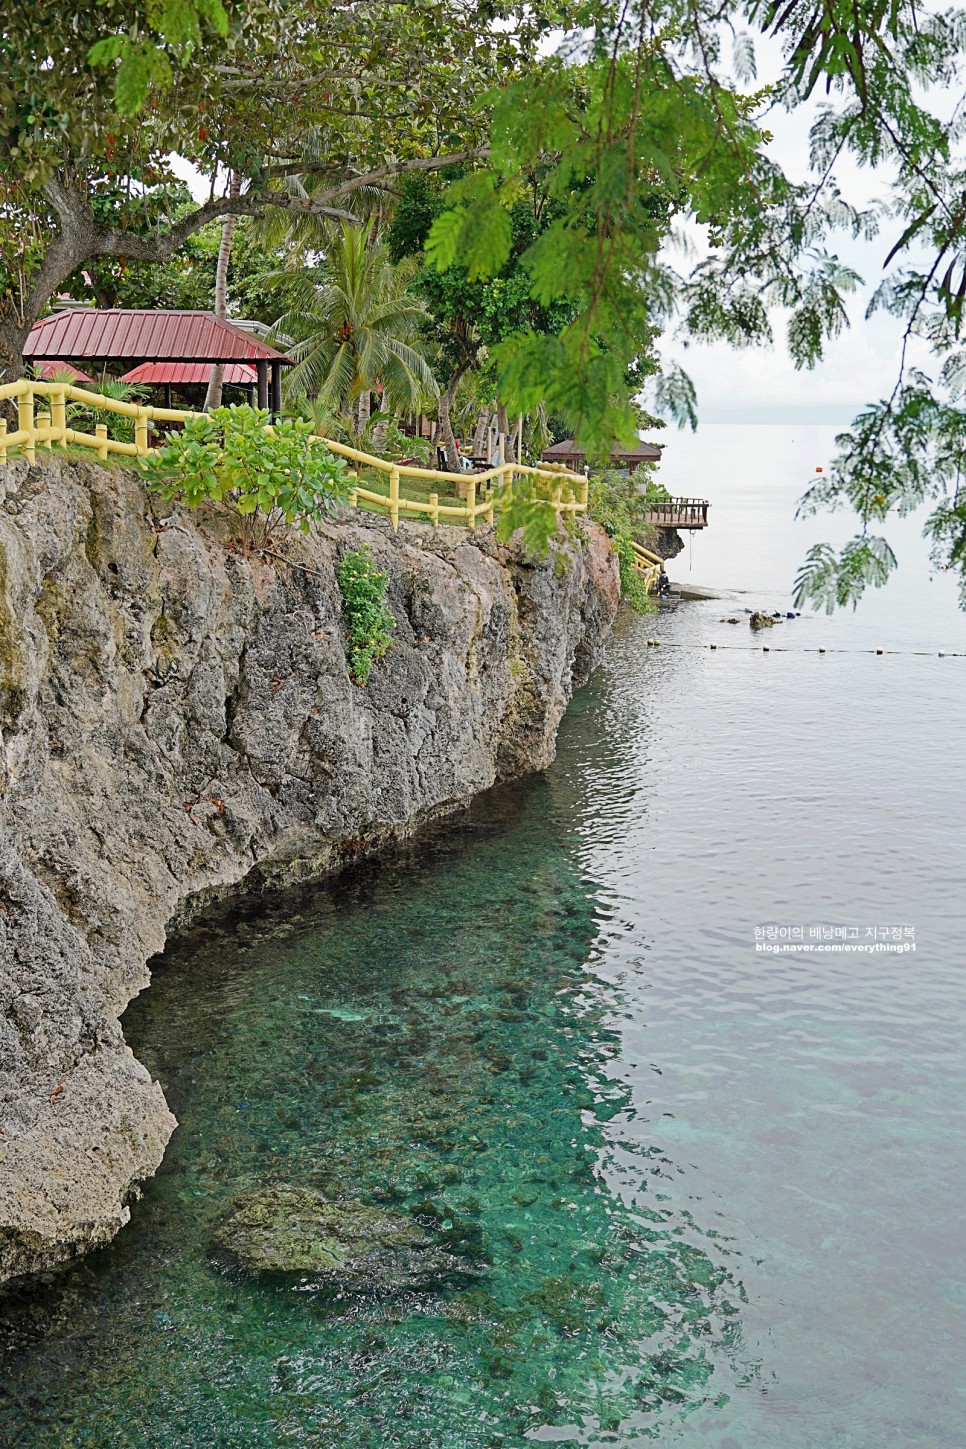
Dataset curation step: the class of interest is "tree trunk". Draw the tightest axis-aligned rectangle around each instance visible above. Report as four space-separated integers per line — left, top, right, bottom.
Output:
0 318 29 387
438 361 469 472
470 408 490 456
355 387 372 437
204 172 240 412
495 402 510 465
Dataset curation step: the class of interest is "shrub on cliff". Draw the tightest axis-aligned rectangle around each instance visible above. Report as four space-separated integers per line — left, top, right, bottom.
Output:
337 546 395 685
145 405 349 545
588 469 668 615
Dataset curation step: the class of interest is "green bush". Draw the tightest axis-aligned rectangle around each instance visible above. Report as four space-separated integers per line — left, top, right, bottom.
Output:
337 545 395 685
144 404 349 545
612 536 653 614
587 467 669 538
587 468 669 615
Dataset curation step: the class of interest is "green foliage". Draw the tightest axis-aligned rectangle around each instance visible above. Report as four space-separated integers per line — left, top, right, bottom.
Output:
144 405 349 543
0 2 549 374
612 536 654 616
794 537 898 613
267 223 437 428
388 173 585 410
87 3 229 116
588 468 669 535
494 475 568 556
586 469 669 614
12 1 966 604
336 546 395 685
65 186 286 323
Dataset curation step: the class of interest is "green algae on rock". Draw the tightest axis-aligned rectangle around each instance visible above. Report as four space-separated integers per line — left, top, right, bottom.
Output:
214 1185 484 1291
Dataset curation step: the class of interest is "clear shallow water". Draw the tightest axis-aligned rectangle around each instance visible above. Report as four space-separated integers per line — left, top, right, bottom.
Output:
2 426 965 1446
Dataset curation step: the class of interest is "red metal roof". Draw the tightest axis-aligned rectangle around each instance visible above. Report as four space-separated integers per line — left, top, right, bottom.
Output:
36 360 95 383
540 437 663 461
24 310 292 365
120 361 258 386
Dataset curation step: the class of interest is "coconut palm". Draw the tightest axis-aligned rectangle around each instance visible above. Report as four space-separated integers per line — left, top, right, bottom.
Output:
267 223 437 434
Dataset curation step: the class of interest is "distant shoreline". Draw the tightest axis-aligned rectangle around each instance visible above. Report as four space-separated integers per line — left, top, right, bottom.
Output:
694 413 857 426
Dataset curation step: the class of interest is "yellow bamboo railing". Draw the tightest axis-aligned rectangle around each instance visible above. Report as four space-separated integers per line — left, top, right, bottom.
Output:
629 538 664 592
0 379 589 531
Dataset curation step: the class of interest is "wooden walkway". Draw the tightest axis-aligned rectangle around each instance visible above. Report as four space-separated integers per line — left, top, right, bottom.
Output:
641 497 709 529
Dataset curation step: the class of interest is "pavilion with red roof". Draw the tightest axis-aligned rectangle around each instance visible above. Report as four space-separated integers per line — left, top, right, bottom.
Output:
24 309 291 415
119 361 258 408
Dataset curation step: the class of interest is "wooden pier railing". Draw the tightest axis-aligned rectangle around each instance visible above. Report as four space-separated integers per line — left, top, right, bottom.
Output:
0 379 588 532
641 497 709 529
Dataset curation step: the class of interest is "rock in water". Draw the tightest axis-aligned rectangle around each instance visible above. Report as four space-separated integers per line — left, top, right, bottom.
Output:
749 610 778 629
213 1186 483 1292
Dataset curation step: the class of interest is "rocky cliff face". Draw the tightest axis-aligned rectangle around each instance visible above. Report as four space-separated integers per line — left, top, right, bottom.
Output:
0 456 619 1286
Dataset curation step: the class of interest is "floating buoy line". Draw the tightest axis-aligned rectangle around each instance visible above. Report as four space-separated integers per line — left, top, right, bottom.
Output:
644 640 964 657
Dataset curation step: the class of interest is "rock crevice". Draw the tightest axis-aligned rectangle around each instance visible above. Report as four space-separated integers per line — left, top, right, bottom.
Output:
0 456 619 1285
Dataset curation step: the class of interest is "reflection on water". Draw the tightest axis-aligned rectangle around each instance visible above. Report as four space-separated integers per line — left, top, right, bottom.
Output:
0 763 752 1447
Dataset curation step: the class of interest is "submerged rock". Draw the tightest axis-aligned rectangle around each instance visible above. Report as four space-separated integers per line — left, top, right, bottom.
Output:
214 1185 482 1291
749 611 778 629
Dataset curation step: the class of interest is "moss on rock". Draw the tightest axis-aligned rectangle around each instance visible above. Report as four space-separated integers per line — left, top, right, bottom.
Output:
213 1184 484 1292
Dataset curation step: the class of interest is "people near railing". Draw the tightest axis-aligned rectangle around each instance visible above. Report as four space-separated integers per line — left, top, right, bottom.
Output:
435 438 476 474
657 568 672 598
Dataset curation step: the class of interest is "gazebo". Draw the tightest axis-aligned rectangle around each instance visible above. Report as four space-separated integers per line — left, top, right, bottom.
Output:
24 309 291 415
539 437 662 475
119 361 258 409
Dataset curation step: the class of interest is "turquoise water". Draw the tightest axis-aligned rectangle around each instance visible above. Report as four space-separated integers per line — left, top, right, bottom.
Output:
0 746 752 1447
2 427 966 1445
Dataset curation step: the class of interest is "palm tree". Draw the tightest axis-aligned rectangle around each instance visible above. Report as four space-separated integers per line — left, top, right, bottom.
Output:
267 223 437 434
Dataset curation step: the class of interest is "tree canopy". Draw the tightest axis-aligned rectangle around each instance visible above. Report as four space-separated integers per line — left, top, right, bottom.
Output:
5 1 966 599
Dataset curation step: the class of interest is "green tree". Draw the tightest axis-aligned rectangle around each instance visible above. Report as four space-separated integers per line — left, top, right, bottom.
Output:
425 2 966 590
0 2 556 377
268 223 437 433
144 404 350 545
389 173 600 469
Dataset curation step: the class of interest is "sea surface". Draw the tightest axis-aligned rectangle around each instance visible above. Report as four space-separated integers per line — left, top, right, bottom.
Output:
2 423 965 1447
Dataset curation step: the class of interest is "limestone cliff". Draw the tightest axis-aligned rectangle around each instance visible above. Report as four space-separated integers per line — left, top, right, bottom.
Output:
0 455 619 1286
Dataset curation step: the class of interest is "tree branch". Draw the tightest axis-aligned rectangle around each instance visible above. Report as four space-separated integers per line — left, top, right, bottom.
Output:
264 148 488 185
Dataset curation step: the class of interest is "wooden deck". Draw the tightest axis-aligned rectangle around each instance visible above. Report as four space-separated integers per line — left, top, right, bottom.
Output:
641 497 710 529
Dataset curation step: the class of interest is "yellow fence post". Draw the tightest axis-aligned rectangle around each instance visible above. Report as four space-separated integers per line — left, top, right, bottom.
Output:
348 486 358 509
429 492 439 526
95 423 109 461
465 475 476 529
578 473 589 511
18 390 35 464
389 465 400 530
135 409 149 456
0 419 6 465
37 410 52 448
51 386 67 449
